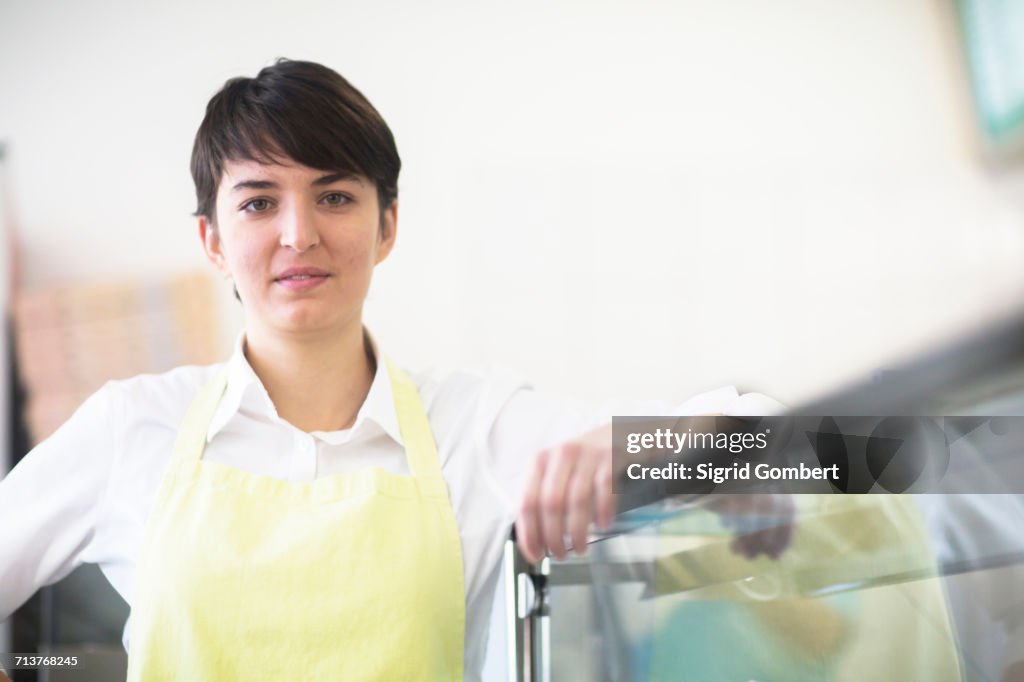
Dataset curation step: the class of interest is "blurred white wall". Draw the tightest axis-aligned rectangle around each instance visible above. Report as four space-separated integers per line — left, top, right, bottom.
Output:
1 0 1023 406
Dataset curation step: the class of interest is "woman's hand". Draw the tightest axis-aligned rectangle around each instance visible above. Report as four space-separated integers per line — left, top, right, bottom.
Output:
513 422 797 564
515 424 615 563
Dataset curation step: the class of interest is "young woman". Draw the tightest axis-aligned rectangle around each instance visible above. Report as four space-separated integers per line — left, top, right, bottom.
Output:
0 59 780 680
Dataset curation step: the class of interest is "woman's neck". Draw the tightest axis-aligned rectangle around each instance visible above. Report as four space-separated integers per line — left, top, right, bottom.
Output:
242 323 376 433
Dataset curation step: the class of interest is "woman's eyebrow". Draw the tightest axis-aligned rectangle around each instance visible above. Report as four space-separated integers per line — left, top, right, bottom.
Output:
313 172 363 187
231 179 278 192
229 173 363 192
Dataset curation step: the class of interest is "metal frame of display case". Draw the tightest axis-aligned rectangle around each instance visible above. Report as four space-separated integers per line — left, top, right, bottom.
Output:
508 535 550 682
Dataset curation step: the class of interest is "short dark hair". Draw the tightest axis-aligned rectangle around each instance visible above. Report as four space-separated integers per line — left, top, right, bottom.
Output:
190 58 400 221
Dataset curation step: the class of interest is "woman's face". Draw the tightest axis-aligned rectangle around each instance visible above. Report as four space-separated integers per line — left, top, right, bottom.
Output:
199 158 396 338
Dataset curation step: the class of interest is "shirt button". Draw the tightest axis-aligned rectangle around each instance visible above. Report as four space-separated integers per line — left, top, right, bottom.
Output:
293 433 311 452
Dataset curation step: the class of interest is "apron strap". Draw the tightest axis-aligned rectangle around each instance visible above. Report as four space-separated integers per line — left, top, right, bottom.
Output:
385 355 443 478
172 368 230 464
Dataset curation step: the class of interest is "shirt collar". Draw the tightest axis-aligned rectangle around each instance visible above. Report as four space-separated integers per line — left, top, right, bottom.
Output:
205 330 404 447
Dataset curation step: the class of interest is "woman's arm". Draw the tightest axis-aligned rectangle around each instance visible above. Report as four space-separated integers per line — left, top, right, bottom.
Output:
0 383 120 619
483 383 788 562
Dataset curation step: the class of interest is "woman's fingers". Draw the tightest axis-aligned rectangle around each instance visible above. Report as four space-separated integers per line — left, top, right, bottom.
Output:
515 448 550 564
538 442 579 560
566 443 601 555
516 425 617 563
594 453 616 532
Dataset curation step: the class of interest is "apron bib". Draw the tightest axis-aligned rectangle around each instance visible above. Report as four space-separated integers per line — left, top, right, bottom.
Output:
127 357 465 681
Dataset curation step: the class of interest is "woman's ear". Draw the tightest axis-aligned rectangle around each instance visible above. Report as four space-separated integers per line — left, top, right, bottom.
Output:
375 199 398 265
198 216 231 279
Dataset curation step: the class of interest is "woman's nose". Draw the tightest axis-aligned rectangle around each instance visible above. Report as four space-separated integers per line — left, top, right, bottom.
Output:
279 205 320 252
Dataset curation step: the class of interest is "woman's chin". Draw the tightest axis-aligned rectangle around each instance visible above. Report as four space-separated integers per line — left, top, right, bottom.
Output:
271 306 354 336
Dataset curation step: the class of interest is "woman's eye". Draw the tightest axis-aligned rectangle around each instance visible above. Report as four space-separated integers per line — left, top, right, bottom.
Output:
322 192 350 207
242 198 272 212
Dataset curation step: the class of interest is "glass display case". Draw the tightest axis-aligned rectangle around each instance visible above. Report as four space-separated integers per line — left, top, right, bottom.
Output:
512 494 1024 681
509 313 1024 682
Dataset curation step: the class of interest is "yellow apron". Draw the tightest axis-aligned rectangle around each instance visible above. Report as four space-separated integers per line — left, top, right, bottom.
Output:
126 358 465 681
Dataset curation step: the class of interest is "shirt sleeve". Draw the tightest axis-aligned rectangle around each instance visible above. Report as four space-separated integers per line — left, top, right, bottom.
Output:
0 382 122 619
480 382 787 523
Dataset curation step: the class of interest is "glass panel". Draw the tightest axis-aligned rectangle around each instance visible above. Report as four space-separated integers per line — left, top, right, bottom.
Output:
539 316 1024 681
547 490 1024 681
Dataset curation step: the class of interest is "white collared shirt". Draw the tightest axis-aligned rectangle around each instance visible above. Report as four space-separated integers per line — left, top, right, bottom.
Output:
0 334 781 680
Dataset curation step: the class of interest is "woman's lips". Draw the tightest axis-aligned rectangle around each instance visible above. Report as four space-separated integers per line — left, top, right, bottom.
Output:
272 274 327 288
